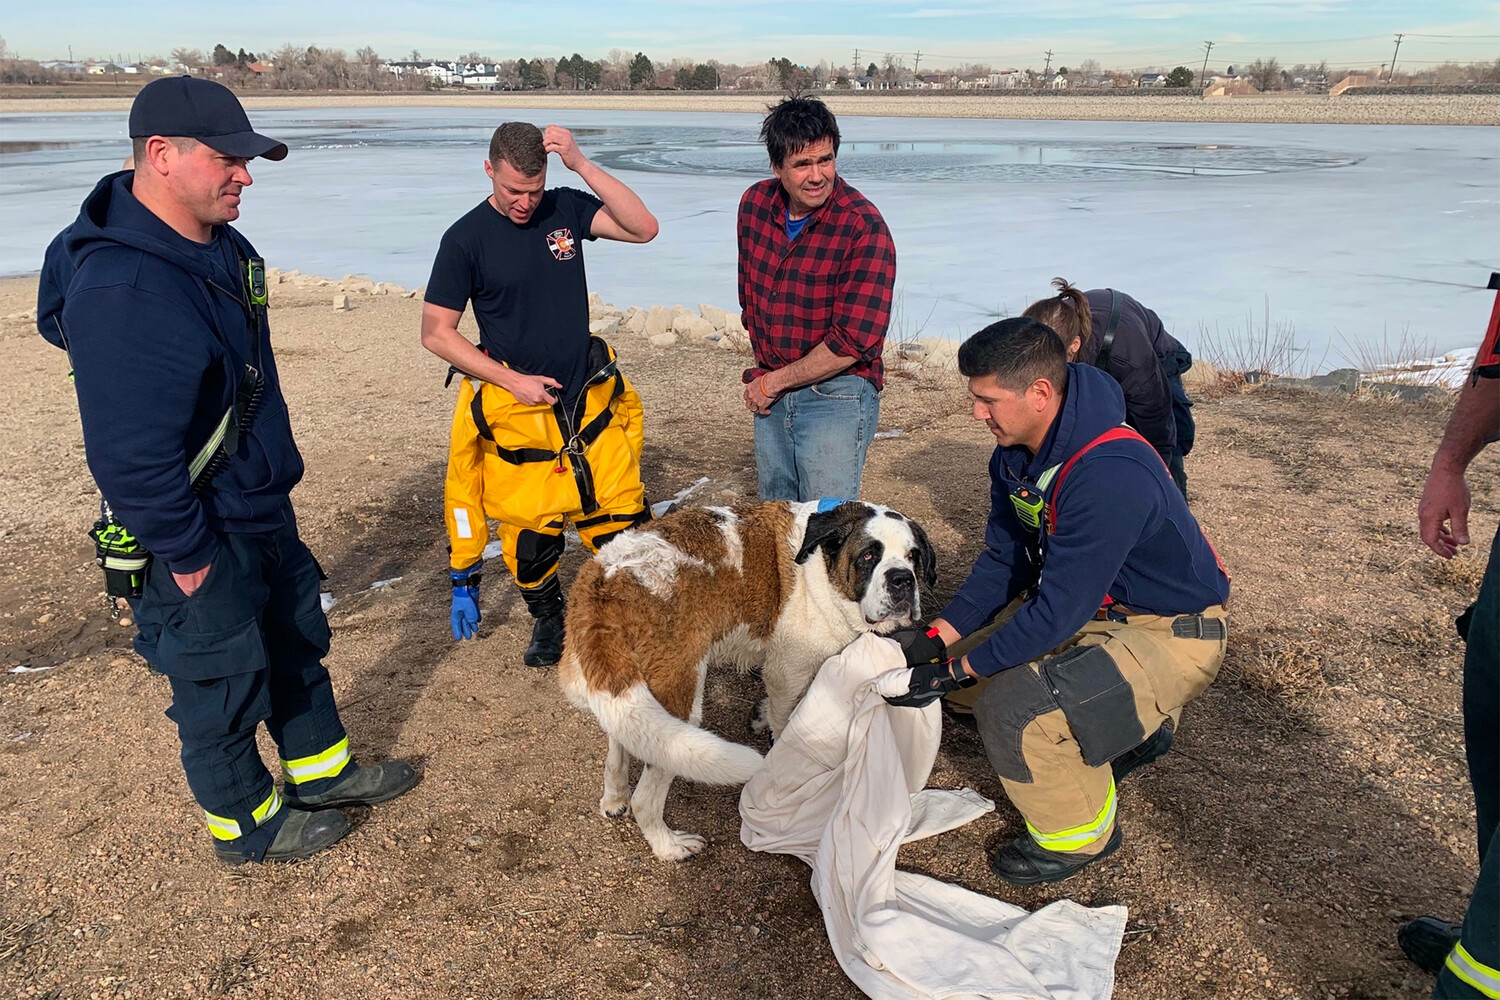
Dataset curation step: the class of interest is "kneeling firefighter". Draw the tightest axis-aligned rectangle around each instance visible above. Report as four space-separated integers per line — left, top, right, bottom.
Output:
878 316 1230 885
420 120 660 665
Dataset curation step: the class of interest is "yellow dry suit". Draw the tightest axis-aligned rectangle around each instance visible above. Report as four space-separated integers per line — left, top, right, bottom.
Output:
444 337 648 611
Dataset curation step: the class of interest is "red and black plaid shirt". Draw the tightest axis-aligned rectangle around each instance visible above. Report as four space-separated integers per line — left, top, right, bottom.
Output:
737 175 896 390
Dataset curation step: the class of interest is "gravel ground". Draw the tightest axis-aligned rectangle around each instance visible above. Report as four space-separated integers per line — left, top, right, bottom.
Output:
1 274 1496 999
0 91 1496 125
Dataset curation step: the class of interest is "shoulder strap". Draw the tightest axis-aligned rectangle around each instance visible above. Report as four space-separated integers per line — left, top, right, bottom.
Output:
1095 289 1122 370
1044 425 1153 534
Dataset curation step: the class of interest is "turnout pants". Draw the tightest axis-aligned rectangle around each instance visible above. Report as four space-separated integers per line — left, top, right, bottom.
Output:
1435 525 1500 999
444 339 648 612
957 606 1227 856
133 515 351 860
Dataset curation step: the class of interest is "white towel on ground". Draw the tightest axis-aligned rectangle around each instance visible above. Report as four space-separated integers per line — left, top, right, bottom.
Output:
740 632 1128 1000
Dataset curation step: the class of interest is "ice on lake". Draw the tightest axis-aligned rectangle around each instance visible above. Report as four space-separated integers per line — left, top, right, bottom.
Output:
1 107 1494 361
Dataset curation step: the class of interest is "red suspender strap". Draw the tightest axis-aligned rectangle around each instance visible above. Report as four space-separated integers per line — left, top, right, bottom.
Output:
1475 273 1500 383
1045 425 1231 598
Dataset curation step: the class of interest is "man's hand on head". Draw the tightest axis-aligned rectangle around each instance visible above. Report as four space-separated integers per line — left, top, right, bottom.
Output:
542 126 585 171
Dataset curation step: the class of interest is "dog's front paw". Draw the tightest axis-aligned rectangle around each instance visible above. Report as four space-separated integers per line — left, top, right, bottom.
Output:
748 697 770 734
650 829 708 862
599 793 630 819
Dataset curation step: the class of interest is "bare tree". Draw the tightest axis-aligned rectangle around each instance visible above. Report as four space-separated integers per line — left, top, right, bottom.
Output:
1245 57 1282 91
171 47 204 72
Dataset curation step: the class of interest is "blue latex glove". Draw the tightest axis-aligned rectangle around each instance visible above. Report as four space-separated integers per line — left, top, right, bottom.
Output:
450 562 482 640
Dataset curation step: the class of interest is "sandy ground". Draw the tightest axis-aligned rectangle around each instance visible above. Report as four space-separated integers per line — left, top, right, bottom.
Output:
1 273 1497 1000
1 90 1497 125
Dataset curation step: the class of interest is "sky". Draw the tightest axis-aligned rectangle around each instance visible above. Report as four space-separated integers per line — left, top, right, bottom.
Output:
3 0 1498 72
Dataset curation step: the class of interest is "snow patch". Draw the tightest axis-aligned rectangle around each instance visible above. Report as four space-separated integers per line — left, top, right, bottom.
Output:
320 592 339 612
369 577 403 590
652 477 711 518
1364 348 1477 391
8 664 56 674
874 428 905 440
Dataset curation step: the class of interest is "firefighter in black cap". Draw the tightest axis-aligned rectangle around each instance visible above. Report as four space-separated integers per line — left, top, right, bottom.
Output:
51 76 416 864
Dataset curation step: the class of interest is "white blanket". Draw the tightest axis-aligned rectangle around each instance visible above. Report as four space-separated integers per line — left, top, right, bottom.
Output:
740 633 1128 1000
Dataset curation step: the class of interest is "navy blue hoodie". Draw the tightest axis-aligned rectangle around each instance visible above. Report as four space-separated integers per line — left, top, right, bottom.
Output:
940 362 1229 677
59 172 303 574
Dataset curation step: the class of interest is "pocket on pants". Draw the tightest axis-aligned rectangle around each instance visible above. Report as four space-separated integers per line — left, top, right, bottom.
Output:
1040 644 1147 768
807 376 866 401
156 616 268 682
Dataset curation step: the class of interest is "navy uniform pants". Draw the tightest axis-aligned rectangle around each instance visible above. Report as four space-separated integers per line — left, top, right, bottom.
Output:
1435 525 1500 998
134 515 351 861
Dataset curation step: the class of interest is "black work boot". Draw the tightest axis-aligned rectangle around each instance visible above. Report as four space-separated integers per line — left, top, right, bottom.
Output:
284 760 419 810
1398 916 1462 973
215 808 350 865
989 826 1123 886
524 610 566 667
1111 724 1174 784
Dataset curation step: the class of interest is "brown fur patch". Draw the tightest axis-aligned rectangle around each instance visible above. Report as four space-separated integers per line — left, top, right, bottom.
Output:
563 501 798 719
803 503 877 604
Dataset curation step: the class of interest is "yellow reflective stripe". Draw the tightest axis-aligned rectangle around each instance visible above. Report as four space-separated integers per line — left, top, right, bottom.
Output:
282 737 351 785
1027 781 1118 853
188 407 235 481
204 811 242 841
251 788 282 827
1447 943 1500 999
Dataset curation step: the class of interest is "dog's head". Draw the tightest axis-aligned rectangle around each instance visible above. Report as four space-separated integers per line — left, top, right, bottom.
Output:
794 501 937 632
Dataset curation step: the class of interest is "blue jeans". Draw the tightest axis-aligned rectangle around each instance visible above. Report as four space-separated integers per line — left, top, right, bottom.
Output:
754 374 879 503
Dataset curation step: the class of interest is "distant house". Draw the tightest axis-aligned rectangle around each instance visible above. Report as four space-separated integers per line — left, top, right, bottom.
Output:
41 60 87 74
1046 73 1068 90
987 69 1027 89
1138 72 1166 87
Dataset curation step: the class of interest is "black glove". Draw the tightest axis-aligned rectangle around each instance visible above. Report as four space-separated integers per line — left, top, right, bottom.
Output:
883 658 976 708
888 623 948 667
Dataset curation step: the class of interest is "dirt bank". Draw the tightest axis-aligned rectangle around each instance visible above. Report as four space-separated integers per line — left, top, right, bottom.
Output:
1 274 1495 999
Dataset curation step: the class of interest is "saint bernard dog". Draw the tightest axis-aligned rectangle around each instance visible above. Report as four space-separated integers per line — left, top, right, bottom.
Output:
558 499 935 861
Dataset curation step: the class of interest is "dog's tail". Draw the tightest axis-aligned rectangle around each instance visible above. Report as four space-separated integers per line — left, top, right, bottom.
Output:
592 684 764 785
562 617 761 784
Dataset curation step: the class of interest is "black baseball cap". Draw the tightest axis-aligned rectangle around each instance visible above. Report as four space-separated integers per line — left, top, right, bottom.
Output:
129 76 288 161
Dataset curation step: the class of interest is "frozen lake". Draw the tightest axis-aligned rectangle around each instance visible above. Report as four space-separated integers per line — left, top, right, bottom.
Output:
1 107 1495 362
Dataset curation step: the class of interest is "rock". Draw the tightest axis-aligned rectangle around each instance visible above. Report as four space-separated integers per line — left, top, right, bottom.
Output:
648 332 679 348
684 316 717 340
589 304 622 322
645 305 673 338
1368 382 1451 403
333 294 351 311
896 341 928 362
622 308 647 336
669 304 692 322
699 303 733 329
589 317 620 337
723 315 748 336
370 283 391 296
282 269 301 278
899 360 923 375
1276 368 1360 396
588 291 603 308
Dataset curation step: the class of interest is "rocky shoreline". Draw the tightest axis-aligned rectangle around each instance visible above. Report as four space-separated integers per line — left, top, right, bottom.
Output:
268 266 957 371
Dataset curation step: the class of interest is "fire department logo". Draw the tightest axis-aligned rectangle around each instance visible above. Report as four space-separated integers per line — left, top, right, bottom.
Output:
546 228 577 261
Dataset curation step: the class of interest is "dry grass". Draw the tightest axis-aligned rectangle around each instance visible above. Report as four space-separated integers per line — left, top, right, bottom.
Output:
1223 634 1329 695
1196 297 1328 378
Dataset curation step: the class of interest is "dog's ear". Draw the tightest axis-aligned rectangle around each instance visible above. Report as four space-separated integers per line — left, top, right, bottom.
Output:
909 519 938 591
795 502 866 565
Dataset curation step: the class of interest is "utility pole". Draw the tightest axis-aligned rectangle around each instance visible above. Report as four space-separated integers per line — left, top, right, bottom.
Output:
1200 40 1215 98
913 50 921 77
1042 49 1054 77
853 48 860 77
1389 33 1405 84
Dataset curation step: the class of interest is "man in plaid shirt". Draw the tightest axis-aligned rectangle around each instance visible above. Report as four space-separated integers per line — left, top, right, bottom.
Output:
737 97 896 502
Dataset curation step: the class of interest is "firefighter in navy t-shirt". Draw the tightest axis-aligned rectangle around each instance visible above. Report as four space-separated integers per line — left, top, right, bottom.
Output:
421 122 659 666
